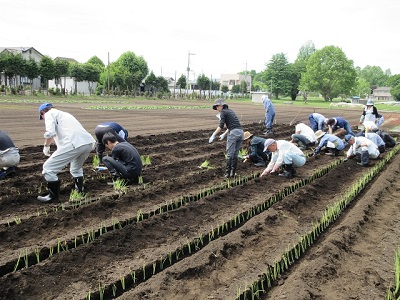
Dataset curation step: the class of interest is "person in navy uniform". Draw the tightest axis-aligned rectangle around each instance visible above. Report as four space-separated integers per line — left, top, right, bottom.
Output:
94 122 128 162
0 130 20 180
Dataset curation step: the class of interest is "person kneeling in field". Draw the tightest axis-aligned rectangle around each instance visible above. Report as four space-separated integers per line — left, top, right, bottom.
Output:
312 130 345 157
345 134 380 167
242 131 270 167
102 132 142 185
260 139 306 179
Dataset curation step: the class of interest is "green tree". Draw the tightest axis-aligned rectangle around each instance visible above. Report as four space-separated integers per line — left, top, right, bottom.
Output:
231 84 240 94
39 56 55 93
387 74 400 87
239 80 247 95
263 53 291 99
54 59 70 94
115 51 149 96
300 46 357 101
359 65 389 89
295 40 316 101
25 58 39 94
69 63 86 94
83 63 101 96
86 56 105 69
144 71 157 97
2 52 25 89
176 74 186 96
390 84 400 101
351 77 371 98
221 85 229 93
197 74 210 98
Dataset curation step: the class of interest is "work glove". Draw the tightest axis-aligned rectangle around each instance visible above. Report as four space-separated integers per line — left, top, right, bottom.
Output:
219 132 227 141
209 133 217 143
43 145 51 157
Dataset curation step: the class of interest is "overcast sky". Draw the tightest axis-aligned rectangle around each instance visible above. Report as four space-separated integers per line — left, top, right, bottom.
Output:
1 0 399 80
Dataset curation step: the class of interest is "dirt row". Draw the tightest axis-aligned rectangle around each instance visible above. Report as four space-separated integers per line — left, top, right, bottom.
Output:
1 120 399 299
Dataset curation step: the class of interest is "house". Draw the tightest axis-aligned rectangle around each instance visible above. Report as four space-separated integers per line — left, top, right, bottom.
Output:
0 47 43 89
372 87 392 101
219 74 251 92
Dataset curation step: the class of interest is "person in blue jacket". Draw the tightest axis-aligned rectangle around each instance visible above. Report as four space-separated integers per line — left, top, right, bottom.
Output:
326 117 355 137
312 130 345 157
95 122 128 162
262 94 275 135
308 112 327 132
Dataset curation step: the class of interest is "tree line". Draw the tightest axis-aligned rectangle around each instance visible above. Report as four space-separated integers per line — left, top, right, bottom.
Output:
1 42 400 100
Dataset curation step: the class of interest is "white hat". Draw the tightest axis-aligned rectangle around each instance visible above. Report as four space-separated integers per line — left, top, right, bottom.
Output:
315 130 326 139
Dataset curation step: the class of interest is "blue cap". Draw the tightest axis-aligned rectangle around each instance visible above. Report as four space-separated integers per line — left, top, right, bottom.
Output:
39 103 53 120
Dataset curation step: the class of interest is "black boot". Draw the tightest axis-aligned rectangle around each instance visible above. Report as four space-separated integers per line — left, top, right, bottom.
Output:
225 158 232 178
74 176 84 193
37 181 60 203
278 164 293 179
230 157 238 178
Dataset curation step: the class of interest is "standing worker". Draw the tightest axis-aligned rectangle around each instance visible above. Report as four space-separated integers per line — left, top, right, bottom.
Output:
37 103 95 202
0 130 20 180
95 122 128 162
262 94 275 135
209 99 244 178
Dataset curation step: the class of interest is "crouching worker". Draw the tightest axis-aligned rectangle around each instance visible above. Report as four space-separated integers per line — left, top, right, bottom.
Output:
312 130 345 157
0 130 20 180
345 134 380 167
95 122 128 163
260 139 306 179
102 132 142 185
243 131 270 167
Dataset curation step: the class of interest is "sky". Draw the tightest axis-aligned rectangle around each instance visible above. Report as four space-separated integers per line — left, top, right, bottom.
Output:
1 0 399 81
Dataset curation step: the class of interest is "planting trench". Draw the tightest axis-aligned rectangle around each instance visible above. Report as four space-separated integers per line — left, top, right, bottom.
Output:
0 122 399 300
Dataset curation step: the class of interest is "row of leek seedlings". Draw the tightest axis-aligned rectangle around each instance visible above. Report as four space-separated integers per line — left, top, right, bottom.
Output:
81 154 355 299
385 246 400 299
8 148 346 277
236 144 400 299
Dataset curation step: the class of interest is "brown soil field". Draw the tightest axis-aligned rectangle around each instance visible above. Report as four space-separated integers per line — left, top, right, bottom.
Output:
0 99 399 300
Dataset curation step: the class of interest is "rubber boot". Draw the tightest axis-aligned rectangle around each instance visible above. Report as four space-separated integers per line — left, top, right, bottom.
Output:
225 158 232 178
107 170 121 186
278 164 293 179
37 180 60 202
358 150 370 166
230 157 238 178
74 176 84 193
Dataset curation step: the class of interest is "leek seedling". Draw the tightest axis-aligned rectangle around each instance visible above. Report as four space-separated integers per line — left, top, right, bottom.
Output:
113 178 128 194
69 189 86 202
13 252 21 272
92 155 100 168
120 275 125 290
112 284 117 297
199 159 214 169
35 247 40 263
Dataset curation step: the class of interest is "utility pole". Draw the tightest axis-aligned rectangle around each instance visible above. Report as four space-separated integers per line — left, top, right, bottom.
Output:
186 51 196 95
107 52 110 97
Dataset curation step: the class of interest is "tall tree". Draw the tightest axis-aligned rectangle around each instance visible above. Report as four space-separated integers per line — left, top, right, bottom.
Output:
295 40 316 101
53 59 70 94
39 56 55 93
263 53 291 99
359 65 389 88
197 74 210 98
176 74 186 96
25 58 39 94
300 46 357 101
115 51 149 96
